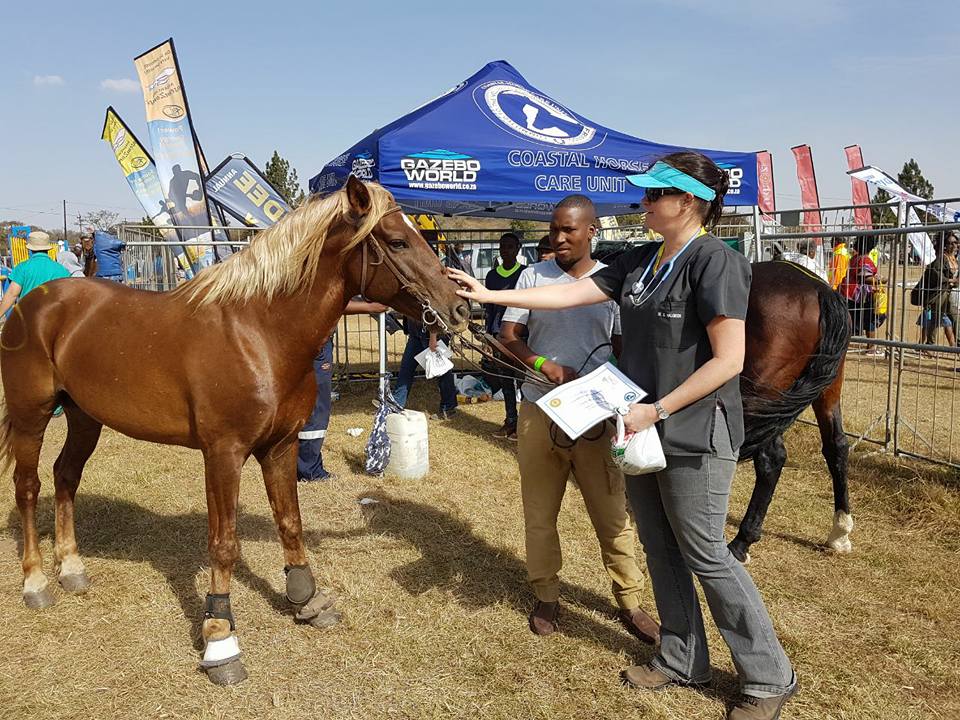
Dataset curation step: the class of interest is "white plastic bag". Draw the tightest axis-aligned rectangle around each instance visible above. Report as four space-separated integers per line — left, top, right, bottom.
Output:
610 412 666 475
414 340 454 379
423 350 454 379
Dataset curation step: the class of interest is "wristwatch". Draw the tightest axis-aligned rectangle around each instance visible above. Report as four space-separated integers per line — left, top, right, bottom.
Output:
653 400 670 421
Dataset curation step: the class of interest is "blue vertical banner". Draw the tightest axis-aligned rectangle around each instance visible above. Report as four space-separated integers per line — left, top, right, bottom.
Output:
134 38 214 271
205 154 291 227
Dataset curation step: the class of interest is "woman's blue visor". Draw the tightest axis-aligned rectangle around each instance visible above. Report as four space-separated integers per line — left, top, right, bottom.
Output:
626 161 717 202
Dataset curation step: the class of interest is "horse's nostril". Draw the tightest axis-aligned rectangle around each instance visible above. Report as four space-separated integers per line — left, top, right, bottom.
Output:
453 303 470 322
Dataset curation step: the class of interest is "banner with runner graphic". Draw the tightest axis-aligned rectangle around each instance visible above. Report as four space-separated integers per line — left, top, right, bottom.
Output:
100 107 196 275
134 38 214 271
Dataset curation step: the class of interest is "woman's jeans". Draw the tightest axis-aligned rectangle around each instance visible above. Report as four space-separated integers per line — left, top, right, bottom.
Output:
625 416 795 698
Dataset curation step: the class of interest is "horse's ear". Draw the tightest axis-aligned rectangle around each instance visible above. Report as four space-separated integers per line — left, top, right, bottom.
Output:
345 175 372 218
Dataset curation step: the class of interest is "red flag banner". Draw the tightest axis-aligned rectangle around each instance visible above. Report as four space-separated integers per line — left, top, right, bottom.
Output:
756 150 775 221
791 144 822 233
844 144 873 229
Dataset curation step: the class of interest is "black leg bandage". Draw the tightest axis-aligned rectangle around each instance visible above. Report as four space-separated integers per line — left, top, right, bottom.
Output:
204 593 236 631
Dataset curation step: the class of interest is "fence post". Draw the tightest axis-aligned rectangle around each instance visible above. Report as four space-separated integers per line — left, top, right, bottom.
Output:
378 312 387 397
890 201 911 457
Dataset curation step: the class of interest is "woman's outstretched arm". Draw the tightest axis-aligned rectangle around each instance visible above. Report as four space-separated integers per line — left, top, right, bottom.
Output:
447 267 609 310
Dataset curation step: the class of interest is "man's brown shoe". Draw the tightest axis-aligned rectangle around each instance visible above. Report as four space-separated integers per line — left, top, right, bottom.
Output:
618 607 660 645
528 600 559 636
620 662 709 692
728 682 798 720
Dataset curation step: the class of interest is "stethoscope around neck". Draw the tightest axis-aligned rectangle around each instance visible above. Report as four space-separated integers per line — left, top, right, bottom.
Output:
625 227 705 307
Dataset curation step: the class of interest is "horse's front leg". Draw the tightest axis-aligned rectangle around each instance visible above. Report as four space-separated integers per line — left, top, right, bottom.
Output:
199 445 248 685
256 438 340 628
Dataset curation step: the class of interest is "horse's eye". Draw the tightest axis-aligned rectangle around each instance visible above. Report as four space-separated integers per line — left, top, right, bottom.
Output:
388 240 407 249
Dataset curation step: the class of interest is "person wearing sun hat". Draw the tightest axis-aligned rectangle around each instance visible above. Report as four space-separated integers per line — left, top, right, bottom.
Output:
447 152 797 720
0 231 71 318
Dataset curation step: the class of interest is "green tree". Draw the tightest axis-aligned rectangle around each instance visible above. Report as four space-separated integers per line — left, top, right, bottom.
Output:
509 219 546 240
264 151 306 208
898 158 934 199
869 159 935 226
80 209 121 232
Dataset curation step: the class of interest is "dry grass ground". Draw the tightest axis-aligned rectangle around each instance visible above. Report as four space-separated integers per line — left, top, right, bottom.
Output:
0 383 958 720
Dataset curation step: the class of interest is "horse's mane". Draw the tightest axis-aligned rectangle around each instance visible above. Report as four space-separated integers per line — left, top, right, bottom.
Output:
175 182 394 307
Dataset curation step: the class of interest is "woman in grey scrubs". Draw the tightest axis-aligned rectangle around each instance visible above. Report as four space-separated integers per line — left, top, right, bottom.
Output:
448 152 797 720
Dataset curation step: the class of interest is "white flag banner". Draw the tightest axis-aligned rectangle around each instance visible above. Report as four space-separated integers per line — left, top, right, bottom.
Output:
849 165 960 223
888 199 937 266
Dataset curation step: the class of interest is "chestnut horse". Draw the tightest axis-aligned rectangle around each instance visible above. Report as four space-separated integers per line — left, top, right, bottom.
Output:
731 260 853 563
0 176 470 684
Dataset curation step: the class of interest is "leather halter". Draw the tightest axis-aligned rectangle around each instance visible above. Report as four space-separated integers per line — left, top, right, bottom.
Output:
356 206 451 332
353 204 551 389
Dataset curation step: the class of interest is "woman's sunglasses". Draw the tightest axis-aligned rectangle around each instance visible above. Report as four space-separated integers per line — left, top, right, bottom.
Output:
644 187 686 202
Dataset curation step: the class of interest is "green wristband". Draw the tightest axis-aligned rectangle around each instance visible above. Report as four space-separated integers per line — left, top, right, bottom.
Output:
533 356 547 373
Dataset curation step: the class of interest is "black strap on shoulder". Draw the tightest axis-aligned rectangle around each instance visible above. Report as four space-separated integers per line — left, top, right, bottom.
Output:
204 593 236 631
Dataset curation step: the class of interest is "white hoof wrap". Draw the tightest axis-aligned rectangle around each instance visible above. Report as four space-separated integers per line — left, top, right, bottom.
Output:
826 511 854 553
201 634 241 668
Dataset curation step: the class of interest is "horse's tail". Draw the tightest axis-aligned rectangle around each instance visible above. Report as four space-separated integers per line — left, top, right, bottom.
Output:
0 402 14 474
739 286 851 460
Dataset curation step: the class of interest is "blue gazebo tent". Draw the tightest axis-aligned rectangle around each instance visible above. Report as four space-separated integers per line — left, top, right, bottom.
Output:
310 61 758 220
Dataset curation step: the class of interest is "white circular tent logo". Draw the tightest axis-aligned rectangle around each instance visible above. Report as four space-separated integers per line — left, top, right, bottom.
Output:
475 81 597 147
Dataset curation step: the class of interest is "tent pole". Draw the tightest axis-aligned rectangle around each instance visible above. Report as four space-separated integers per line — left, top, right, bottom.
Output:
752 205 763 262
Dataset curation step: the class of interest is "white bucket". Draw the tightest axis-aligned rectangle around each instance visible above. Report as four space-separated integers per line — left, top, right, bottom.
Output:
385 410 429 479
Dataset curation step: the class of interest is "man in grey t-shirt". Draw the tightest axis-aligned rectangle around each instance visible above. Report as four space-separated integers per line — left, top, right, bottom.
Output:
498 195 658 643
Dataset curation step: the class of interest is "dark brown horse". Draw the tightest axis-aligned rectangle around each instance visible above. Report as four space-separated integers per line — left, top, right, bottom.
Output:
731 260 853 563
0 176 470 684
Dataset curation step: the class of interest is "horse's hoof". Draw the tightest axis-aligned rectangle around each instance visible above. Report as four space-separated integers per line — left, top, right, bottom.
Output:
205 658 248 686
728 541 750 564
23 587 57 609
307 608 342 629
827 537 853 554
59 572 91 594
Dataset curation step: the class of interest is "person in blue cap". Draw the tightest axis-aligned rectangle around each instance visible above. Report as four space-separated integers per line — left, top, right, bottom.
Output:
448 151 797 720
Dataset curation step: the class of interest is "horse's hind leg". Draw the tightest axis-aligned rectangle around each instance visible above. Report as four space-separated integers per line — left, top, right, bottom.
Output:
813 376 853 553
256 439 340 629
53 403 102 593
10 413 56 608
729 433 787 564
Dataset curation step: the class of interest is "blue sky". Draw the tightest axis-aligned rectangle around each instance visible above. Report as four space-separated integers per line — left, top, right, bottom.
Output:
3 0 958 230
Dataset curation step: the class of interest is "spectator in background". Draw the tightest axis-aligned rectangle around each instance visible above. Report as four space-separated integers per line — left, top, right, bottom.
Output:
840 236 882 355
782 240 826 280
451 242 475 279
57 242 86 278
536 234 556 262
93 230 126 282
831 237 852 290
919 232 959 347
482 233 523 440
0 232 70 319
